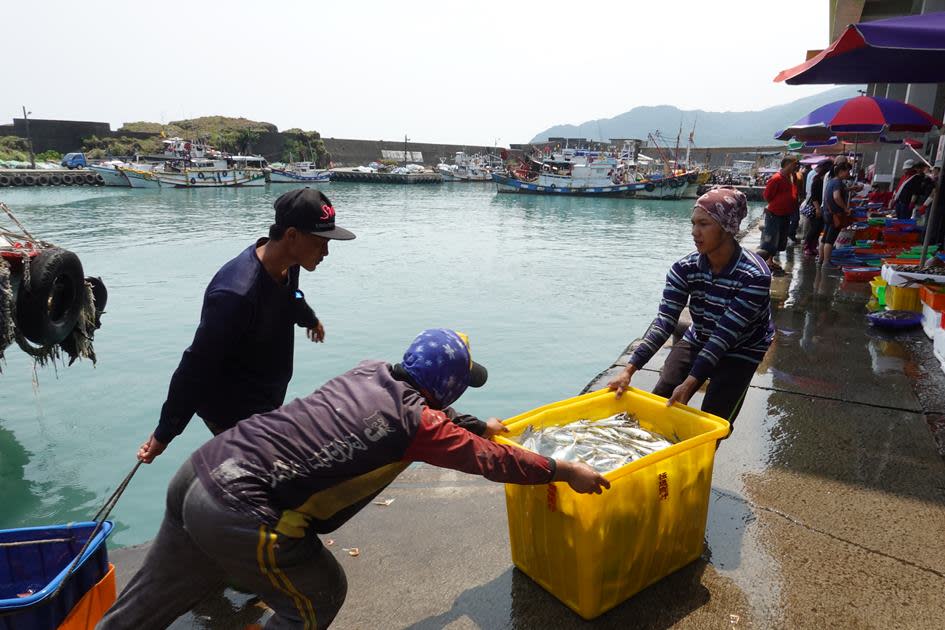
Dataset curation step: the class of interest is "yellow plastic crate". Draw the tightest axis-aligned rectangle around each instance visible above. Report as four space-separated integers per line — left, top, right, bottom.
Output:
870 277 887 305
497 388 730 620
886 284 921 312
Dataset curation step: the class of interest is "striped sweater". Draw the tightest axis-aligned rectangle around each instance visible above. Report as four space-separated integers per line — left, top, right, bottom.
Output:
630 247 773 381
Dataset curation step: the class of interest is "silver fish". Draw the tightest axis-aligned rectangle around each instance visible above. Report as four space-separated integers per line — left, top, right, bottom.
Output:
510 412 677 473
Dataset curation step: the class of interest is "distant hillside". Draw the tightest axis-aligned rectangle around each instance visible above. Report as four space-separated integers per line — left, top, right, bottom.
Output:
531 86 864 146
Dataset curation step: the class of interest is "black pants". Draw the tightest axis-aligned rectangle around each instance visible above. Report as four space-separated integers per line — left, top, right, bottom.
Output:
99 460 347 629
652 340 757 424
804 213 824 251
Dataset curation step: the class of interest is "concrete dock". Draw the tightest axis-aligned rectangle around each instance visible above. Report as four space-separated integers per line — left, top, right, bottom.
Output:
111 227 945 629
329 168 443 184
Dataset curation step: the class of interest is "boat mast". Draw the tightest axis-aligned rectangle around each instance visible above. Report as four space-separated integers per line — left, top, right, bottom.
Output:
685 118 696 171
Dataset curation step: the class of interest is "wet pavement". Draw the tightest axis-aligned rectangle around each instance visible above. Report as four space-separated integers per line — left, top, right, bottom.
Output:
111 228 945 628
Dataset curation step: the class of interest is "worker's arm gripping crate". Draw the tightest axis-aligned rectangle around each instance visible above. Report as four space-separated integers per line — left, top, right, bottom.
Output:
497 388 730 620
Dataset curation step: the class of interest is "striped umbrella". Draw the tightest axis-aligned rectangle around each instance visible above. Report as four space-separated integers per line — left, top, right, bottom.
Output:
774 95 941 142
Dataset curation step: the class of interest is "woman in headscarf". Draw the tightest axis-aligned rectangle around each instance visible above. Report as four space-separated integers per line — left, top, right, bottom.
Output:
608 187 774 424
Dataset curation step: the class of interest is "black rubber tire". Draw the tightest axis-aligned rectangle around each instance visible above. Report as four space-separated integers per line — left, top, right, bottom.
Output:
24 175 36 186
62 174 74 185
38 175 50 186
12 175 24 186
50 175 62 185
0 175 10 186
94 174 105 185
86 276 107 329
15 248 86 346
84 174 96 185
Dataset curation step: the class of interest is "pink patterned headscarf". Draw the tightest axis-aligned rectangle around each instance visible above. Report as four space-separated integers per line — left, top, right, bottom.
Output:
694 186 748 235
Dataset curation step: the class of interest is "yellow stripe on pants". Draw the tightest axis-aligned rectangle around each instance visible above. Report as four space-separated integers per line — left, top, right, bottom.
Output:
256 526 318 628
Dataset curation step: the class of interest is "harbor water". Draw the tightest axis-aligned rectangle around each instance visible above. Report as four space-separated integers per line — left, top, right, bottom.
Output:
0 183 761 546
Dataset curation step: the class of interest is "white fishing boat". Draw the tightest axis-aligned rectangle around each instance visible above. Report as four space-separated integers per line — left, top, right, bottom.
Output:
153 160 265 188
269 162 331 183
119 164 162 188
443 152 492 182
88 162 130 187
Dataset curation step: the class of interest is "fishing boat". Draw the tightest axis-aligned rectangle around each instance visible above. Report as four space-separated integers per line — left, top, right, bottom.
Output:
152 157 266 188
87 162 130 187
120 166 162 189
494 153 650 196
269 162 331 183
450 152 493 182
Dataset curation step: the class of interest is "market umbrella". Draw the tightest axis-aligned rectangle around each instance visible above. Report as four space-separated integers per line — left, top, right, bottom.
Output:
774 95 942 142
774 12 945 84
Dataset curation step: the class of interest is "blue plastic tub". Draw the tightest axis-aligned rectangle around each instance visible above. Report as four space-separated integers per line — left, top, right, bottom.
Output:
867 310 923 330
0 521 113 630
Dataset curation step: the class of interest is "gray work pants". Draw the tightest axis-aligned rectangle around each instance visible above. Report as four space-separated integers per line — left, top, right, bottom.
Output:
97 459 347 630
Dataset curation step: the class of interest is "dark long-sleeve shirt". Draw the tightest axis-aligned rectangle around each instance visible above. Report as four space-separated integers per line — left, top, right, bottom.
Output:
630 247 773 382
154 240 301 444
192 360 554 537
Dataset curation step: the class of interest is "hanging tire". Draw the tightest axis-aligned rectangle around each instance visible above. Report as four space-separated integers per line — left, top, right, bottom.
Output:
12 175 24 186
0 175 10 187
38 175 50 186
95 174 105 185
15 248 86 346
24 175 36 186
50 175 62 185
62 174 74 185
84 173 96 184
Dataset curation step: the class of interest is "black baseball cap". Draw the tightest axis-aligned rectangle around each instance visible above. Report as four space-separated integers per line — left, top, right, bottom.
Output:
273 188 356 241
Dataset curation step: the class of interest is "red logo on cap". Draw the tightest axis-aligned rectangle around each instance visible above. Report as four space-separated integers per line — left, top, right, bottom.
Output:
320 204 335 221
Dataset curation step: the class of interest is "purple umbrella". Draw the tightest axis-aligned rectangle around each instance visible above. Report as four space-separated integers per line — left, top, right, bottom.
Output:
774 95 941 142
774 12 945 84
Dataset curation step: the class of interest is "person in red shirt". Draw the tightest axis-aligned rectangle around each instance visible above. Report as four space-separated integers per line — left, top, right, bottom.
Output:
757 157 799 271
867 183 893 207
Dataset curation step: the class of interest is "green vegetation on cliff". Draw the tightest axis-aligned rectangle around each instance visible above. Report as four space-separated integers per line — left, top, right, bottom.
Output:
81 135 164 159
0 136 31 162
120 116 277 154
280 128 329 165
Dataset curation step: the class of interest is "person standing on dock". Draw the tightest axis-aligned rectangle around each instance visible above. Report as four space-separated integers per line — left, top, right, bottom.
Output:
136 188 356 463
608 187 773 423
757 157 799 272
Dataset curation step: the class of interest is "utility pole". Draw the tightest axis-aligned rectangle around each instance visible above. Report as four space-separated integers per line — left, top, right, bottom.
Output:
22 106 35 168
404 134 409 167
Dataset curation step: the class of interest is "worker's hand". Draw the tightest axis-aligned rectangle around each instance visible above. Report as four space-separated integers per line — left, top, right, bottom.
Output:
307 321 325 343
666 375 700 407
482 417 509 440
556 460 610 494
607 364 637 398
138 434 167 464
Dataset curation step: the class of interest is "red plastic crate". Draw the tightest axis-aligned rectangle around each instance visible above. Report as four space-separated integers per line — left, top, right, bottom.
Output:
920 285 945 310
883 231 921 245
843 267 882 282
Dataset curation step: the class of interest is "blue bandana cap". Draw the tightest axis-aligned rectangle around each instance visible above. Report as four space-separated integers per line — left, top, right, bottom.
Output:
402 329 488 409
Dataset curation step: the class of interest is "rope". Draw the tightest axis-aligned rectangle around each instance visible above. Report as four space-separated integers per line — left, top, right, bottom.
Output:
51 461 142 599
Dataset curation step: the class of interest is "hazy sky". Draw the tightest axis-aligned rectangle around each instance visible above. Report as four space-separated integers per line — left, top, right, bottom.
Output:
4 0 836 145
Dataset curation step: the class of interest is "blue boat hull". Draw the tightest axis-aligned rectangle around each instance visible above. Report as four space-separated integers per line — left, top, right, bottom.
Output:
492 173 650 197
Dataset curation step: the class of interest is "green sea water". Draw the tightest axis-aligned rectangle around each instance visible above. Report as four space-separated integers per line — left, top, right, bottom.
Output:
0 182 759 546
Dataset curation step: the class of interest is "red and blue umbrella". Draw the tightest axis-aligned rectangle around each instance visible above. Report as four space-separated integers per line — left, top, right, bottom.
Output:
774 12 945 85
775 95 941 142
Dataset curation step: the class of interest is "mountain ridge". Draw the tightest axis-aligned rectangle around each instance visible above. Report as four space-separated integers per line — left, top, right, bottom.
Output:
531 86 863 147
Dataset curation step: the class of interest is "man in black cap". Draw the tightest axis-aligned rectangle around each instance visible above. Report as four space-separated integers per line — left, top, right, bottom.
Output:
137 188 356 463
